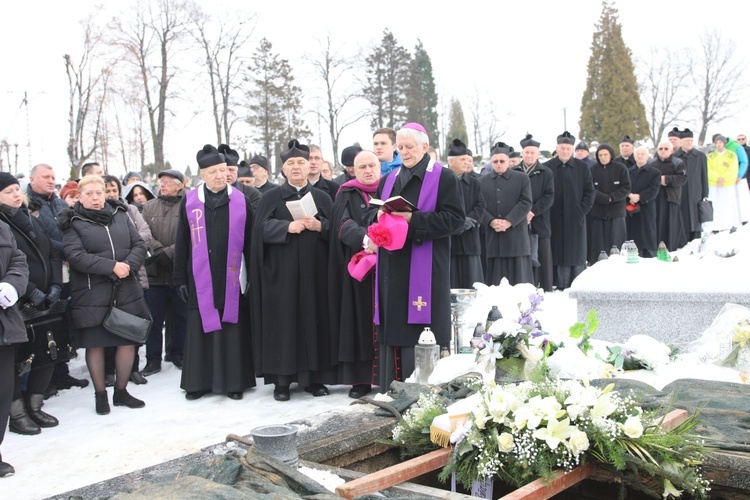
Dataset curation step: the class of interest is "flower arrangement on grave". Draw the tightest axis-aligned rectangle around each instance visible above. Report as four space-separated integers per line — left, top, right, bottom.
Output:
721 319 750 369
472 290 545 381
436 378 710 499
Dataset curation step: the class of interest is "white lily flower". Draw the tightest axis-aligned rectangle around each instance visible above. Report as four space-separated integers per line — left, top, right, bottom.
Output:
533 416 573 450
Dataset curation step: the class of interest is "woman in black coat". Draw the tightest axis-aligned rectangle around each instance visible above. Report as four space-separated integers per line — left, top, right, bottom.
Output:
588 144 631 263
58 176 150 415
0 173 63 436
0 203 30 478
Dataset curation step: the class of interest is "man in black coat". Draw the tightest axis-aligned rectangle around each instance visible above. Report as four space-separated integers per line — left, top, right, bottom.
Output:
308 145 340 201
675 129 709 241
615 136 636 169
447 139 485 289
627 147 661 257
333 145 361 186
250 140 335 402
517 135 555 292
364 124 464 390
218 144 262 212
546 132 596 290
249 155 277 194
480 142 533 287
173 145 255 401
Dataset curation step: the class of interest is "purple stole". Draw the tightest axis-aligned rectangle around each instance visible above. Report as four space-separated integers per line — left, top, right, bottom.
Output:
374 160 442 325
186 185 246 333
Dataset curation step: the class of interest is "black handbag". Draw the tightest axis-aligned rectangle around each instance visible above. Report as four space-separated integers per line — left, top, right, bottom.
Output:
16 299 74 375
102 281 152 344
698 199 714 223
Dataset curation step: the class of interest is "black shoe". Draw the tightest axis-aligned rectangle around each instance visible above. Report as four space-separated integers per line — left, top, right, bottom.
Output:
172 358 183 369
27 394 59 428
0 461 14 478
185 390 210 400
140 363 161 377
56 374 90 390
129 371 148 385
105 374 115 387
113 388 145 409
304 384 329 397
95 391 110 415
348 384 372 399
9 399 41 435
273 385 290 402
227 392 243 400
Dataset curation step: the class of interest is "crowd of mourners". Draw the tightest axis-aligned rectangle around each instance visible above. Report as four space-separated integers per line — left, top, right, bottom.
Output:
0 123 747 478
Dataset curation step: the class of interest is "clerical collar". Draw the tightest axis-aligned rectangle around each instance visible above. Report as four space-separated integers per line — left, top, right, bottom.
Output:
289 182 306 191
204 184 226 194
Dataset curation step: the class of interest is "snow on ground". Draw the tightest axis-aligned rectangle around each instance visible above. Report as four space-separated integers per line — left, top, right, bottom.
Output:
3 228 747 499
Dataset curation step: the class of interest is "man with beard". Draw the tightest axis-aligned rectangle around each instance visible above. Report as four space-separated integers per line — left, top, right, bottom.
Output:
173 145 255 401
364 123 464 390
547 131 595 290
447 139 485 289
516 134 554 292
675 128 709 241
480 142 533 286
251 140 335 402
627 147 661 257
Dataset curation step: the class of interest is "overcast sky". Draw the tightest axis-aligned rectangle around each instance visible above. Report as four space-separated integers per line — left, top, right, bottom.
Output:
1 0 748 179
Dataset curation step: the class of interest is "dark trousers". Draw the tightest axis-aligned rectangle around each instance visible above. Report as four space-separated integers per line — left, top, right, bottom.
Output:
14 363 54 399
535 237 553 292
0 346 15 451
554 264 586 290
145 286 187 365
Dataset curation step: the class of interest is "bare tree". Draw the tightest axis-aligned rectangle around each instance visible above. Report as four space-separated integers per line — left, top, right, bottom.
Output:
691 31 746 145
110 0 194 169
466 87 505 159
638 48 691 146
64 14 111 173
305 35 366 167
190 8 255 145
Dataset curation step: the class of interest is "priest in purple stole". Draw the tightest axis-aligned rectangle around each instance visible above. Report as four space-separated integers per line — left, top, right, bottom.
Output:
364 124 465 391
250 140 336 402
173 144 255 401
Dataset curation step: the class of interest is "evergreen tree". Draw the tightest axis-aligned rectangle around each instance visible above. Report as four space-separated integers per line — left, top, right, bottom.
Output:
445 99 468 158
405 40 439 148
363 29 412 130
245 38 308 173
579 1 648 147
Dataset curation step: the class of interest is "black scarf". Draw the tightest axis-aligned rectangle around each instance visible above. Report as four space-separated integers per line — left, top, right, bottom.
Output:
0 204 37 242
74 201 115 225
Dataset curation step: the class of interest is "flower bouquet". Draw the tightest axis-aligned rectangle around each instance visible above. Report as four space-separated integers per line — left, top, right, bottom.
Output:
438 379 710 498
472 290 545 382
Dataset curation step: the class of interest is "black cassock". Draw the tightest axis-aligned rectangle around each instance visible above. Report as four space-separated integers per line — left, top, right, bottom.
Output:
363 155 464 390
626 164 661 257
653 157 688 252
250 182 336 388
328 185 379 387
173 185 255 394
480 169 533 286
450 173 486 289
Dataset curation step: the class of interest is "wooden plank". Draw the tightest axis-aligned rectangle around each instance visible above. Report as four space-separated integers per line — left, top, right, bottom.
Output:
335 447 452 499
658 409 688 432
498 462 597 500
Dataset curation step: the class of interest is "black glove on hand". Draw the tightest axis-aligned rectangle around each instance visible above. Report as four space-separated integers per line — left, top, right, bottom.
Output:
28 288 47 308
176 285 189 304
463 217 477 231
45 284 62 307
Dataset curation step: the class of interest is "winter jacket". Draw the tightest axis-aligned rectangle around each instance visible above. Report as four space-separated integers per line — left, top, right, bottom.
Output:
380 151 402 176
125 201 153 289
26 187 68 254
590 153 631 220
0 220 29 345
142 190 185 287
707 150 739 187
58 200 149 330
0 208 62 305
653 156 687 205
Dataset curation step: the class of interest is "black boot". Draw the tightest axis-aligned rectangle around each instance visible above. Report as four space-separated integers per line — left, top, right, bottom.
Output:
95 390 110 415
0 460 14 478
113 388 145 409
9 398 41 435
26 394 59 428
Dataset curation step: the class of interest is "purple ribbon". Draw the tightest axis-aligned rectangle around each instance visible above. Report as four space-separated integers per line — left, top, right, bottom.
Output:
186 185 246 333
374 161 442 325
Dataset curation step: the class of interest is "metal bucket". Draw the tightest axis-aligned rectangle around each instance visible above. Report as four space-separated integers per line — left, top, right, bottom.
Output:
250 424 299 467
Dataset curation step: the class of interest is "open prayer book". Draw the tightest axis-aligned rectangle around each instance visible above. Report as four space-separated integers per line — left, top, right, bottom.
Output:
285 191 318 220
369 195 418 213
